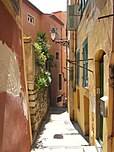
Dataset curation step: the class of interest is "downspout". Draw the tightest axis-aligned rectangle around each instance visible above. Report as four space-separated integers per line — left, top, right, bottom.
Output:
60 25 64 102
108 1 114 151
60 25 64 73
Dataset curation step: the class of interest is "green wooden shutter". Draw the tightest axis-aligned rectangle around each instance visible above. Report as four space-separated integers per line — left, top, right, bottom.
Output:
99 62 104 143
76 51 80 85
83 39 88 87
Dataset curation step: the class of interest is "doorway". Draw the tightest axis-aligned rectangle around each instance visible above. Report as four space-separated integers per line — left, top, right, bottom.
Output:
95 51 105 145
84 96 89 136
99 59 104 143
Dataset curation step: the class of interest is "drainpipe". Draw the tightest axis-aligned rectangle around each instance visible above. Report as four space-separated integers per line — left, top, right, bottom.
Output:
108 1 114 152
60 25 64 103
60 25 64 74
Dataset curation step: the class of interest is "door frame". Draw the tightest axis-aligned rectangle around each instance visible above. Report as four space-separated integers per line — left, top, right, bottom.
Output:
95 50 105 144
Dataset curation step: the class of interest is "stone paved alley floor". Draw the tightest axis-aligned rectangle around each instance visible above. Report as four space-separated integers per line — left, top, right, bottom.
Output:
31 107 97 152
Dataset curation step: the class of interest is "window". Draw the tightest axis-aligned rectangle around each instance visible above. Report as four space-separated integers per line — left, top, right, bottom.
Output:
27 14 35 25
76 50 80 85
57 96 62 102
56 52 59 60
82 38 88 87
58 73 62 90
78 0 87 16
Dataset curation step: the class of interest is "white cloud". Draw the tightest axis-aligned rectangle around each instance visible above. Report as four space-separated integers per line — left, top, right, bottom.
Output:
28 0 67 13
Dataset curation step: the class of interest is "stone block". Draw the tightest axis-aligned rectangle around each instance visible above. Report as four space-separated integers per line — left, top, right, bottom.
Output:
31 115 39 124
31 111 40 123
28 90 37 95
30 106 37 114
29 99 39 108
28 83 35 90
29 93 37 100
29 101 36 108
32 122 39 131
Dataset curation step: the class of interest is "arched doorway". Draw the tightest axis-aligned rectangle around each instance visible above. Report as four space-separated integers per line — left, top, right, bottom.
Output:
95 50 106 144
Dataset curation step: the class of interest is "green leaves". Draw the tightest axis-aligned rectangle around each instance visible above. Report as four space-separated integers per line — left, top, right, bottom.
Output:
34 32 52 91
35 71 52 91
36 32 51 56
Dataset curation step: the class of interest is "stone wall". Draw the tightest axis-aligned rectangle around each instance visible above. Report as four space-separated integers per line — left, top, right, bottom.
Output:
24 39 49 140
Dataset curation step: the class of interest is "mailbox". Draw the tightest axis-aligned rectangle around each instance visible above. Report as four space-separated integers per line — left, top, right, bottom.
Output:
100 96 108 117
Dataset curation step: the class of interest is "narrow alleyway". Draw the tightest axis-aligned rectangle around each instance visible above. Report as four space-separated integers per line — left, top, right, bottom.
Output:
31 107 97 152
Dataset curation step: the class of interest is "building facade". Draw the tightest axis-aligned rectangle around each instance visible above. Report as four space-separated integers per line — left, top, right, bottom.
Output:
22 0 67 107
0 0 31 151
67 0 114 151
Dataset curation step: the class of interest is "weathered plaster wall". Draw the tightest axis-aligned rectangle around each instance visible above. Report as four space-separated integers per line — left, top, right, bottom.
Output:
0 1 31 151
75 0 113 149
68 0 77 119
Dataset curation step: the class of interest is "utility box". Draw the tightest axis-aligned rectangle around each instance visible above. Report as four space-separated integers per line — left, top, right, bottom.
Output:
100 96 108 117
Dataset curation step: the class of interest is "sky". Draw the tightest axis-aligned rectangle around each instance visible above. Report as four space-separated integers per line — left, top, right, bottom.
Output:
28 0 67 13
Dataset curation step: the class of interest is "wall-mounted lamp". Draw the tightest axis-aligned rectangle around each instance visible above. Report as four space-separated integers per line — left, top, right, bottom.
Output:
50 28 69 47
50 28 56 41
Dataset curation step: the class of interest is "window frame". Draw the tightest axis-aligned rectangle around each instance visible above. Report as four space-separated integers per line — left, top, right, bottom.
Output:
27 13 35 25
82 38 88 88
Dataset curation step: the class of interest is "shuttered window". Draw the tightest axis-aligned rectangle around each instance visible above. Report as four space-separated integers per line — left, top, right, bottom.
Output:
67 4 79 31
76 50 80 85
11 0 20 14
82 39 88 87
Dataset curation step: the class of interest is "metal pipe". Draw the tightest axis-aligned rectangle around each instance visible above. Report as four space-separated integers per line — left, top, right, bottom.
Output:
98 14 114 20
66 58 93 62
67 59 93 73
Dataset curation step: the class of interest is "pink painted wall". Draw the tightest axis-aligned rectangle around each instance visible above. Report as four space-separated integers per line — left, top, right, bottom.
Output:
0 1 31 152
22 0 42 41
22 0 67 106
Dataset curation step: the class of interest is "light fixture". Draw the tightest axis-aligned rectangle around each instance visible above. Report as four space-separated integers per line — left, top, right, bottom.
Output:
50 28 56 41
50 28 69 47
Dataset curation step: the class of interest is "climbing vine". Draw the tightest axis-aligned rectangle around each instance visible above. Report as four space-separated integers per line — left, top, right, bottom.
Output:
33 32 53 91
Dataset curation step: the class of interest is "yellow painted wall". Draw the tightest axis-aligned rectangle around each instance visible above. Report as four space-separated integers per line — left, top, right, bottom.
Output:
74 87 89 135
73 0 113 151
73 91 77 121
